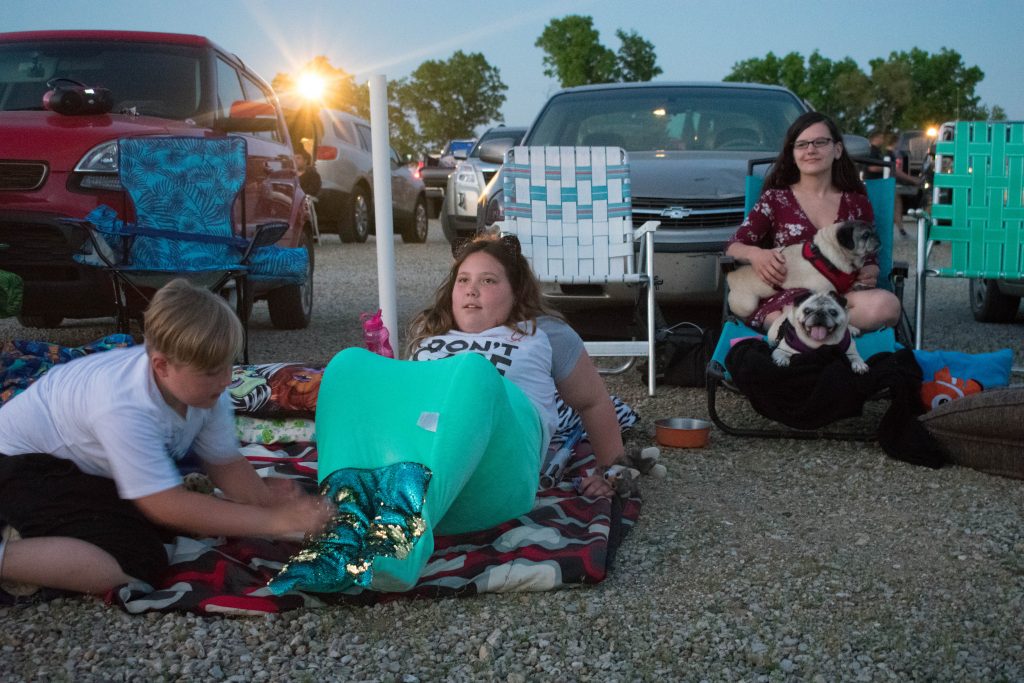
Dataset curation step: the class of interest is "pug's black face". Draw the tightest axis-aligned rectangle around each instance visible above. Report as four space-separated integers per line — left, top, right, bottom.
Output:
835 220 881 258
793 291 849 342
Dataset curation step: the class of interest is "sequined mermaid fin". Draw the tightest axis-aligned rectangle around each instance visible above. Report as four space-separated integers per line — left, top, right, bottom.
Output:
268 461 432 595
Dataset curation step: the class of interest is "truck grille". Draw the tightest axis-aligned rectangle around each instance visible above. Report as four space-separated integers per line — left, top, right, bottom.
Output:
0 161 48 191
0 219 86 279
631 196 744 230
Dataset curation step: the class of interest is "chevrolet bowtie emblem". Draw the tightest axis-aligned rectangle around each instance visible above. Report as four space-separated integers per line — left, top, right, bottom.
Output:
660 206 692 219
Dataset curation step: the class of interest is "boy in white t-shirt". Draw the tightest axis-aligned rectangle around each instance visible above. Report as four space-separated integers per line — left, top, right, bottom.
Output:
0 279 332 601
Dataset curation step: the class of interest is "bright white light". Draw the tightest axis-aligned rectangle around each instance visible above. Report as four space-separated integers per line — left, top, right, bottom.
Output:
296 72 326 102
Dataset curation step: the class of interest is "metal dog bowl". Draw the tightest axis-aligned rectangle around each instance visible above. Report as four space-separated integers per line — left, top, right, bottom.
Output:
654 418 711 448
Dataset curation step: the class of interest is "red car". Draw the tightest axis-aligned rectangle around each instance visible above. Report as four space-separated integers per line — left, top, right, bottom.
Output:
0 30 315 329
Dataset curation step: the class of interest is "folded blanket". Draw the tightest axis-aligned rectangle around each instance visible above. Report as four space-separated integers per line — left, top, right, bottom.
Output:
725 339 945 468
110 441 641 615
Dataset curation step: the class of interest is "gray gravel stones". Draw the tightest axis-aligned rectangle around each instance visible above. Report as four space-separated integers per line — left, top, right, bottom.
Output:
1 223 1022 681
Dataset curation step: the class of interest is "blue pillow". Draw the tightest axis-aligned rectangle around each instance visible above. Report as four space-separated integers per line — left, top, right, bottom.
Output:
913 349 1013 389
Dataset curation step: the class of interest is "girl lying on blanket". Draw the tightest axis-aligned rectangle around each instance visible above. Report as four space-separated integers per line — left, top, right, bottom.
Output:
270 233 629 595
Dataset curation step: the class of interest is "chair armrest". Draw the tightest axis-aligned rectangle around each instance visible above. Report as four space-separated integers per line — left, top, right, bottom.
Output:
718 254 740 274
890 259 908 281
251 221 290 248
634 220 660 237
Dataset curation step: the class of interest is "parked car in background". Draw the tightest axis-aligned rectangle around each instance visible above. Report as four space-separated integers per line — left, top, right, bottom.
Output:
313 109 429 243
477 82 810 311
0 30 315 329
441 125 527 244
420 138 476 217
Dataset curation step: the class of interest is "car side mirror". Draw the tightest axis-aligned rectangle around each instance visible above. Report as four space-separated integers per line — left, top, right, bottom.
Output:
841 133 870 159
453 148 469 161
478 139 515 164
215 100 279 133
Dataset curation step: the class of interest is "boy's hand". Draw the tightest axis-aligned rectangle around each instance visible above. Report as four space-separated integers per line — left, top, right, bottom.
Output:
272 493 334 540
264 477 305 504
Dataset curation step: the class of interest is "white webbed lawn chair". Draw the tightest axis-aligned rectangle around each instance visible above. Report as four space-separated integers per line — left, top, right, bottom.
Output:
499 145 660 395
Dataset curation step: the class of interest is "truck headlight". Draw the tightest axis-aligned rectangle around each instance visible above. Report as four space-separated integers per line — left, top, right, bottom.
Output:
454 164 478 191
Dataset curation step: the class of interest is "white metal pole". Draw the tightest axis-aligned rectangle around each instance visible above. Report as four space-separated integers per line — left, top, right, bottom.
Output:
368 74 398 352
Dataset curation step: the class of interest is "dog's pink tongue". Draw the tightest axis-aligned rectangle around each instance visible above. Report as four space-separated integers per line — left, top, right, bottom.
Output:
810 326 829 341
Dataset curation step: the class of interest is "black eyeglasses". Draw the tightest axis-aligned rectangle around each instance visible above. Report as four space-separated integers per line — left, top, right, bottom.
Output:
793 137 834 151
450 232 522 259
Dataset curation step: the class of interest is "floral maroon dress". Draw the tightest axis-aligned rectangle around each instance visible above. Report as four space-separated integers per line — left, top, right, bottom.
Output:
727 187 875 329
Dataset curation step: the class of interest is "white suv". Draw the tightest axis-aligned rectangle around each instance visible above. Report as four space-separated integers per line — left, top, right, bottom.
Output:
441 126 526 244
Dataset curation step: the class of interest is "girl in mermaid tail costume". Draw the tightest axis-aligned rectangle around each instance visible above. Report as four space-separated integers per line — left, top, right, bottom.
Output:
271 234 627 594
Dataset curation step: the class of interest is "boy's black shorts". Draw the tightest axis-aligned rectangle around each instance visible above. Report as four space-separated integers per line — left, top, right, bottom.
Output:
0 453 173 585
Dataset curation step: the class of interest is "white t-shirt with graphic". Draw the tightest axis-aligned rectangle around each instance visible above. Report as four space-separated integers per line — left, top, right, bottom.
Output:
0 345 240 500
410 316 584 451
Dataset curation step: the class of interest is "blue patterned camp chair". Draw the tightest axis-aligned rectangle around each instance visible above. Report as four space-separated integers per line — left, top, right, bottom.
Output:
914 121 1024 347
705 156 910 440
499 145 660 395
65 136 308 361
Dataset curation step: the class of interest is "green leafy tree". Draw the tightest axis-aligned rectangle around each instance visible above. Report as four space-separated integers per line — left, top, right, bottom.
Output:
536 16 661 87
869 47 1003 130
536 15 617 87
725 47 1003 134
614 29 663 82
395 50 507 152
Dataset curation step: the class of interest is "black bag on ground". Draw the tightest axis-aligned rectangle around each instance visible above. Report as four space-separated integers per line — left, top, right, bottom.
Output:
653 322 716 387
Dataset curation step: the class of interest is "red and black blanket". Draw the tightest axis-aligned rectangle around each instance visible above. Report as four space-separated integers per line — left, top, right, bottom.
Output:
111 441 641 615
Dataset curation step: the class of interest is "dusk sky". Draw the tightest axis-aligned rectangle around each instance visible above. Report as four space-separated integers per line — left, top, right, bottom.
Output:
3 0 1019 130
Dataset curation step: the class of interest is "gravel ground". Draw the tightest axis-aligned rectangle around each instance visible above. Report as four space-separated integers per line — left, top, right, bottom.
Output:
1 220 1022 682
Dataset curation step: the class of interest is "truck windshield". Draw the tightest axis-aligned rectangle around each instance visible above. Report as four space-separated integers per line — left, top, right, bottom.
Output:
0 41 204 119
527 86 806 153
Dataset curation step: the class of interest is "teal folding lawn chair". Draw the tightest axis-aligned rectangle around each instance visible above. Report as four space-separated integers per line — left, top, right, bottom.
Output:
705 156 910 440
914 120 1024 348
63 136 307 361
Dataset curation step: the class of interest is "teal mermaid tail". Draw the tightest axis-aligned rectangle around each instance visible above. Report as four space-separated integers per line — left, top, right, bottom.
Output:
270 348 542 593
268 461 431 595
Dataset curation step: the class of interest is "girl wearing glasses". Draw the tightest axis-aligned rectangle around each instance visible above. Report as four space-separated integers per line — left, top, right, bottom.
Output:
725 111 901 332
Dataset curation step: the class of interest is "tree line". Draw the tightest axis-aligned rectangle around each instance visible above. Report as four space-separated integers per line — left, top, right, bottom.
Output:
273 14 1003 157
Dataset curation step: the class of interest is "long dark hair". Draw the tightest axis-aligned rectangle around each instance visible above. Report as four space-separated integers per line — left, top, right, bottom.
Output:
763 112 865 193
405 233 559 355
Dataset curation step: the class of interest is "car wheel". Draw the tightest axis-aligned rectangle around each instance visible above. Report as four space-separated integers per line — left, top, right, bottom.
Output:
969 278 1020 322
268 229 314 329
17 313 63 328
340 188 370 243
401 197 429 243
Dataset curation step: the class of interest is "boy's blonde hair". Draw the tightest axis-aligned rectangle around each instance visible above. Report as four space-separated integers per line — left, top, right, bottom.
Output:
143 279 242 369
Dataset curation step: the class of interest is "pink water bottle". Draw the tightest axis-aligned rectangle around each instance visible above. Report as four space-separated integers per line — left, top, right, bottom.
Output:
360 309 394 358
